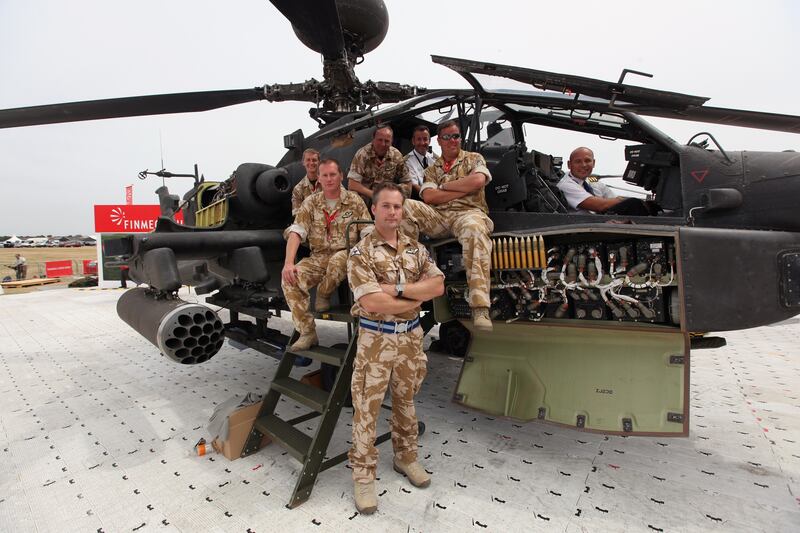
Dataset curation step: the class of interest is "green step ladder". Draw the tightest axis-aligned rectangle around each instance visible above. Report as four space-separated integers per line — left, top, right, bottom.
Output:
241 306 394 508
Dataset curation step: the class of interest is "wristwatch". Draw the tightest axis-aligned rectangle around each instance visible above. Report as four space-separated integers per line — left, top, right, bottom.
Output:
395 282 405 298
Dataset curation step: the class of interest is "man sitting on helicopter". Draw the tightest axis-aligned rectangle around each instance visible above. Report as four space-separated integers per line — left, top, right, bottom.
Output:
401 120 495 332
290 148 321 216
347 124 413 206
281 159 371 350
558 147 651 216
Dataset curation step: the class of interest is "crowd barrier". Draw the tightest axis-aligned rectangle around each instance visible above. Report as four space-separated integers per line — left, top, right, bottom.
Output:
0 259 97 282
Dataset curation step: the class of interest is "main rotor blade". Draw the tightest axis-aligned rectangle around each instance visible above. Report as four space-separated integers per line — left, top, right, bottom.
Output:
269 0 345 60
0 88 266 129
432 55 710 110
634 105 800 135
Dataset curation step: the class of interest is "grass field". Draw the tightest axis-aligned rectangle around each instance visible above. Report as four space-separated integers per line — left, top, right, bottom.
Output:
1 247 98 290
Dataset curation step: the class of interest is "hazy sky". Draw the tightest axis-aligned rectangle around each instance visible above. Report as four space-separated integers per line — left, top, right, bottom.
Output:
1 0 798 235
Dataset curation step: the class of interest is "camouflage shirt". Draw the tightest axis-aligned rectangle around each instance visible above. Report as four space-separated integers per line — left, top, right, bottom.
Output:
347 144 412 197
419 149 492 213
285 187 370 254
291 175 320 216
348 230 444 321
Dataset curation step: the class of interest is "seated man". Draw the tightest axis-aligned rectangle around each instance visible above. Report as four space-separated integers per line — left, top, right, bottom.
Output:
347 125 413 205
404 125 437 200
290 148 321 216
281 159 371 350
557 147 651 216
401 120 494 332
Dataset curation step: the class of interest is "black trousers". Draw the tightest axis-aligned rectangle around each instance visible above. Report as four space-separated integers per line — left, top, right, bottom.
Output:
605 198 655 216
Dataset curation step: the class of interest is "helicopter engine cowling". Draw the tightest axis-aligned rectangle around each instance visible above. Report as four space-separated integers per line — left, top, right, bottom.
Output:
228 163 292 226
117 288 225 365
293 0 389 57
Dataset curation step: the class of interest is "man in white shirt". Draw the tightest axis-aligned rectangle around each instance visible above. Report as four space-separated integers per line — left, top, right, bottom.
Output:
557 147 649 216
404 125 437 199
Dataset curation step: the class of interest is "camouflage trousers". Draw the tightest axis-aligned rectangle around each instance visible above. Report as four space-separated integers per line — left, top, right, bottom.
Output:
402 200 494 308
281 250 348 335
349 326 427 483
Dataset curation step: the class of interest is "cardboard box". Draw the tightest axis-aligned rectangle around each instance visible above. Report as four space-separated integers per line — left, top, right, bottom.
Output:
300 369 323 389
212 401 271 461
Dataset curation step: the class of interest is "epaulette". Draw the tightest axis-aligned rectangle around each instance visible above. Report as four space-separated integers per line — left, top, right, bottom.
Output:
587 176 599 183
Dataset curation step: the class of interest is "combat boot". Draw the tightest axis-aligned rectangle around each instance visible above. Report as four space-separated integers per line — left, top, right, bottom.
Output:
290 331 318 351
314 292 331 312
393 458 431 488
471 307 493 332
354 481 378 514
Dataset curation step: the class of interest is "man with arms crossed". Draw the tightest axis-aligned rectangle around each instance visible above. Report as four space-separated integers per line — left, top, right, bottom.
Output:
402 120 495 331
282 159 370 350
347 182 444 514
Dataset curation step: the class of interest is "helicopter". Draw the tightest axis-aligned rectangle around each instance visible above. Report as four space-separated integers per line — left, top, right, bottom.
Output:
2 0 799 439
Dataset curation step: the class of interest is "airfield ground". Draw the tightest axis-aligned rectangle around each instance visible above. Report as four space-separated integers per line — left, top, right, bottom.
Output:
0 287 798 531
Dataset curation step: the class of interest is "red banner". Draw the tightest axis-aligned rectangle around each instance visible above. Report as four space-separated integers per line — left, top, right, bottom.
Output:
46 260 73 278
94 204 183 233
125 185 133 205
82 260 98 275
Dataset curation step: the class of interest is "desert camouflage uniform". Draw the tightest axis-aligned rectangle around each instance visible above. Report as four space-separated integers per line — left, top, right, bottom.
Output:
291 175 320 216
347 230 444 483
282 187 370 334
348 144 413 200
402 150 494 308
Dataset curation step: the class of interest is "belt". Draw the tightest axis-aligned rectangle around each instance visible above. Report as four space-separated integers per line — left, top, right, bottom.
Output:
359 316 420 334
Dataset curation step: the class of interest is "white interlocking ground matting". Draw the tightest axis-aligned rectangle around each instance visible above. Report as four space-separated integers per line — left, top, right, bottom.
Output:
1 288 799 532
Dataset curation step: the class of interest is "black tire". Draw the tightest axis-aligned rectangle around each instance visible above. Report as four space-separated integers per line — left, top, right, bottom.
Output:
691 336 727 350
438 320 471 358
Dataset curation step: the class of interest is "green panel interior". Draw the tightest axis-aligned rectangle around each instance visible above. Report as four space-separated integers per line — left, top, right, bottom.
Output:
454 322 687 435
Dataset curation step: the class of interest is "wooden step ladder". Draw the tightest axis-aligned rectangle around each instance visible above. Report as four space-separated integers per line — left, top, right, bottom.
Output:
241 307 393 508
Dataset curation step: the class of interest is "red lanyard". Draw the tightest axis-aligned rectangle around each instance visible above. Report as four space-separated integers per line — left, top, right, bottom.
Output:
323 209 338 241
442 159 455 173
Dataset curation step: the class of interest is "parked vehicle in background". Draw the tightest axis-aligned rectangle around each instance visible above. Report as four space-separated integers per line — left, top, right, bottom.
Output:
61 241 83 248
3 241 16 248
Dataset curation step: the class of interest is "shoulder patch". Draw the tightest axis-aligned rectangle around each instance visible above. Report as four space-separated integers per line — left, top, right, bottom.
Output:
405 248 418 254
342 210 353 218
350 247 361 256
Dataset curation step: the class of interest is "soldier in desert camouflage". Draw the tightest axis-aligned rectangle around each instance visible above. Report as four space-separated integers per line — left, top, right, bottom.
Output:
290 148 321 216
347 125 413 205
401 120 495 331
282 159 370 351
347 182 444 514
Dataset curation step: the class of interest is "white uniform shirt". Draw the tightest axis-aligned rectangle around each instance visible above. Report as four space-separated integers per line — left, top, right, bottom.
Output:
404 149 437 187
557 172 616 214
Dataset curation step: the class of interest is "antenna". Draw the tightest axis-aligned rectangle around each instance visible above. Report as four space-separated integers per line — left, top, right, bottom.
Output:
159 130 166 187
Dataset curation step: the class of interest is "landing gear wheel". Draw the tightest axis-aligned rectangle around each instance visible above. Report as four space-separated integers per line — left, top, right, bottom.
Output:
436 320 471 358
690 336 727 350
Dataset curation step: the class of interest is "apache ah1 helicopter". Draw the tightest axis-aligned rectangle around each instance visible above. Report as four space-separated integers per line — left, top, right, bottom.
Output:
2 0 800 444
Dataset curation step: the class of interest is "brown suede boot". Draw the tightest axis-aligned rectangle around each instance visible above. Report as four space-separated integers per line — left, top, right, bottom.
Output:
471 307 493 332
289 331 318 351
393 458 431 488
354 481 378 514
